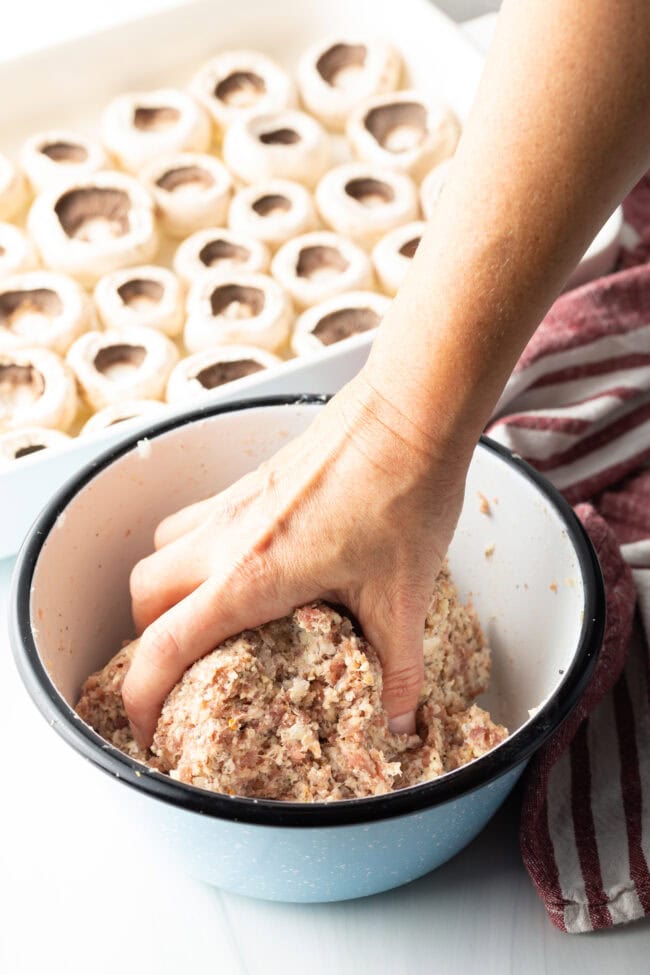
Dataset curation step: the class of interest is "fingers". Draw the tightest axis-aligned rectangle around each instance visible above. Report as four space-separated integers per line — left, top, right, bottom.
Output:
153 467 263 550
130 530 208 633
381 636 424 732
124 582 221 747
123 564 297 747
360 594 426 732
154 497 215 549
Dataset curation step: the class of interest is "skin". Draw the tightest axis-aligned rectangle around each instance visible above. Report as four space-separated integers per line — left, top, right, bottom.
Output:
124 0 650 747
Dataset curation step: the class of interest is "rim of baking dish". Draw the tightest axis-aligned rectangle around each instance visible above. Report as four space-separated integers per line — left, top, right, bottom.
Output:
10 394 605 828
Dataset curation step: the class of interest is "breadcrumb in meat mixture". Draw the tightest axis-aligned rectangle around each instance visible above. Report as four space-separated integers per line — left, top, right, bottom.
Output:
76 562 508 801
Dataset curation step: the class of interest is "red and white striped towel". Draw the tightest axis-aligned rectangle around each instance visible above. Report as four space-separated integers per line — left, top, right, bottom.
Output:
486 174 650 933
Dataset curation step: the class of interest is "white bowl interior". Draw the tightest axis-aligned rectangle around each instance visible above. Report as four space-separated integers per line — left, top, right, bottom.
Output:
29 402 586 739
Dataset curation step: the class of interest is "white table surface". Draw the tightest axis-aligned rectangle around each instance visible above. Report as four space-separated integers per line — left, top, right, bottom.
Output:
1 2 649 972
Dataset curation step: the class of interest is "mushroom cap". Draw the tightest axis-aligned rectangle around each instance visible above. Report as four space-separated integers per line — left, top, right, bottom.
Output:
173 227 270 284
167 344 281 404
189 50 296 134
371 220 426 296
101 88 212 172
271 230 373 309
228 178 318 249
28 170 159 287
184 269 293 353
0 269 94 355
347 90 460 181
0 223 39 279
20 130 109 194
222 109 332 188
292 289 391 355
0 346 78 432
140 152 232 239
93 264 185 337
315 162 419 248
66 325 179 411
297 36 402 131
0 424 71 465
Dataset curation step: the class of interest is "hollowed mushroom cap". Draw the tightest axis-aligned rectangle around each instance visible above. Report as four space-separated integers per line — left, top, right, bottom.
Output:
0 153 29 222
271 231 373 309
0 347 78 432
20 130 109 194
28 171 159 287
420 158 452 220
372 220 425 296
166 344 281 404
291 289 390 356
66 325 179 411
0 270 94 355
347 90 460 181
297 36 401 131
228 178 317 249
184 270 293 354
222 109 332 189
81 398 166 436
315 162 418 248
0 224 38 279
0 425 71 465
189 50 296 135
173 227 270 284
140 152 232 239
93 265 184 338
100 88 211 173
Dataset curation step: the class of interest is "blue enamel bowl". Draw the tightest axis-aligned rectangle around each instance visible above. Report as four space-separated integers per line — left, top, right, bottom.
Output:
10 396 604 902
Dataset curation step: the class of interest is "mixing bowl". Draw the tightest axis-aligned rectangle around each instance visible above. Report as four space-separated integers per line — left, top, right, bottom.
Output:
10 395 604 902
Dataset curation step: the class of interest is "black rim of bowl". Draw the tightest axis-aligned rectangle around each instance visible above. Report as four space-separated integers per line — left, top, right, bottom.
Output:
10 394 605 828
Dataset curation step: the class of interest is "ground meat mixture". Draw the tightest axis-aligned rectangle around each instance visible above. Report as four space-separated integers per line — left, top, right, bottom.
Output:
76 562 508 801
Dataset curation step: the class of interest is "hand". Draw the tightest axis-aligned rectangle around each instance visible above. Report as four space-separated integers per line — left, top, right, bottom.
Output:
123 373 471 747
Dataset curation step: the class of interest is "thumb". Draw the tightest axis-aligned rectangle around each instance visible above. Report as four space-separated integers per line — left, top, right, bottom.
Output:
360 600 426 735
122 563 297 748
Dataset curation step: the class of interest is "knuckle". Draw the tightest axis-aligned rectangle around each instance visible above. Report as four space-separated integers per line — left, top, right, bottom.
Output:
140 620 183 674
382 659 424 703
129 558 152 604
215 485 250 524
371 580 429 635
232 546 270 587
390 588 429 625
153 520 170 550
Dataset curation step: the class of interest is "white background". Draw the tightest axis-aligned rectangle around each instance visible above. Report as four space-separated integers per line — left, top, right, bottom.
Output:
1 2 649 972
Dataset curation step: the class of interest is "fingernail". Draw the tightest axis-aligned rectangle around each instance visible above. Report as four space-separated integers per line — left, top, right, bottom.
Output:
388 711 416 735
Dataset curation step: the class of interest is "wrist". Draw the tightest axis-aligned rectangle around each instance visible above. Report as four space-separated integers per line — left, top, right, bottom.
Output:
357 334 481 455
334 370 475 494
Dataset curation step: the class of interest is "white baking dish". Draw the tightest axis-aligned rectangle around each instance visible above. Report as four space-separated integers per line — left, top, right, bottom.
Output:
0 0 484 557
0 0 621 557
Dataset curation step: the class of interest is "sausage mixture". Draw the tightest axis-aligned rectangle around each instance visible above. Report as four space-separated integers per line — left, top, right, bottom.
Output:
76 562 508 801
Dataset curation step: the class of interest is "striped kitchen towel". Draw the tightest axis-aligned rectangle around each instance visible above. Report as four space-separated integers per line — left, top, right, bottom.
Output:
486 173 650 933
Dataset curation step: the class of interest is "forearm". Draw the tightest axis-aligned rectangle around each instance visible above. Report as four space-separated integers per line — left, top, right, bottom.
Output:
126 0 650 735
364 0 650 459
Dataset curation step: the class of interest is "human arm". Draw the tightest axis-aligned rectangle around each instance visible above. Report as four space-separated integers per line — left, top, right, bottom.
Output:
124 0 650 746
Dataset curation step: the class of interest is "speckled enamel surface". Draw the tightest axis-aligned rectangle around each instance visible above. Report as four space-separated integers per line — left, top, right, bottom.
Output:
134 762 526 901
